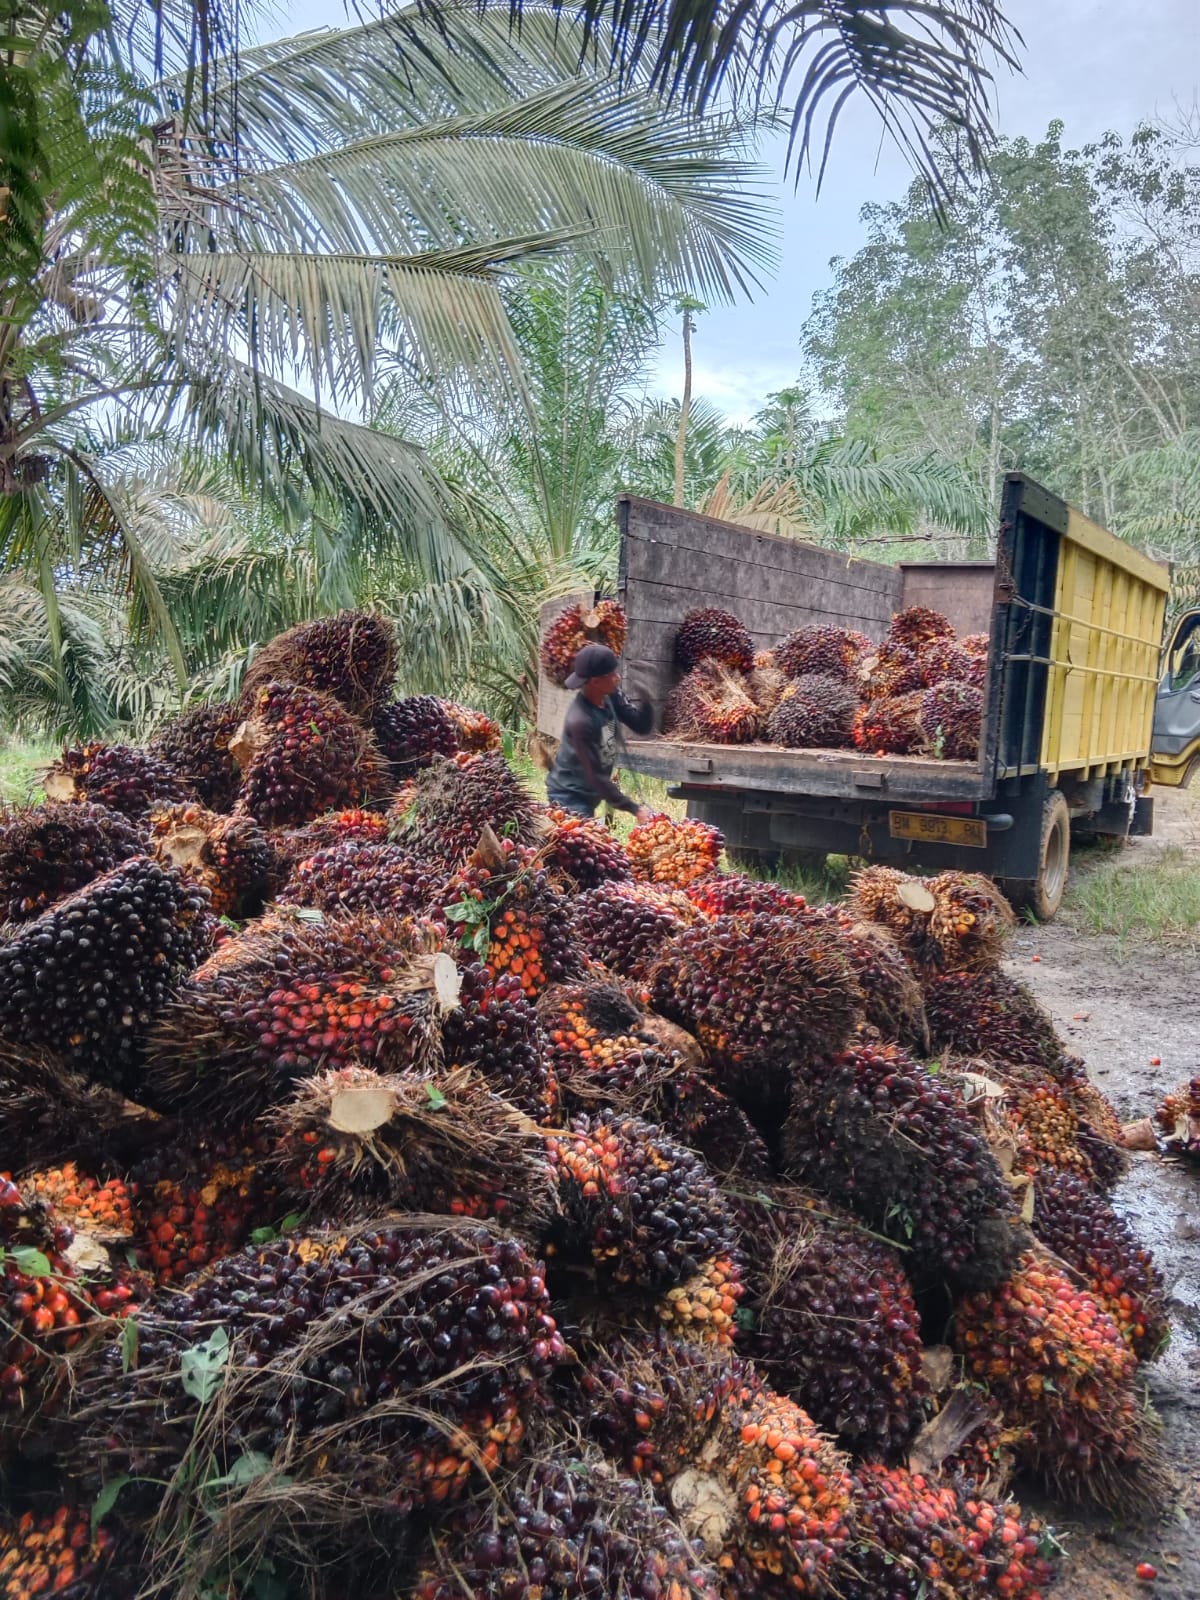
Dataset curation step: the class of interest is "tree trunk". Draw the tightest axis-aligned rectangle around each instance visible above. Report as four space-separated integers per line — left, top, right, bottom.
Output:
674 307 694 508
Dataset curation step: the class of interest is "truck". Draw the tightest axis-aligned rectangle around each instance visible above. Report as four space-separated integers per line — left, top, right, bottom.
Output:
536 472 1200 919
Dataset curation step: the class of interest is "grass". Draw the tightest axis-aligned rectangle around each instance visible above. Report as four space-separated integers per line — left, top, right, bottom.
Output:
1061 842 1200 951
0 736 57 806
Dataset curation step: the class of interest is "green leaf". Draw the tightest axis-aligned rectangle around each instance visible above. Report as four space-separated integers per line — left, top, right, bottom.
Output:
203 1449 276 1494
277 1213 303 1233
425 1084 448 1110
734 1306 757 1331
121 1316 139 1374
11 1247 53 1278
470 924 491 956
180 1326 230 1405
445 897 484 926
91 1475 132 1535
250 1225 277 1246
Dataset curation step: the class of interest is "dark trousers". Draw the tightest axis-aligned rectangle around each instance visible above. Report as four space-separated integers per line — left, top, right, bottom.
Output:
546 789 598 820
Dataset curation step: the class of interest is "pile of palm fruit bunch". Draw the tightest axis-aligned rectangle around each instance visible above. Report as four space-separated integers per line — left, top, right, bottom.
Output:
0 614 1174 1599
659 602 989 760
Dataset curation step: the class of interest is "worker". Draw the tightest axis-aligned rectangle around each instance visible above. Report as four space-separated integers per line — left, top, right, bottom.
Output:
546 643 655 821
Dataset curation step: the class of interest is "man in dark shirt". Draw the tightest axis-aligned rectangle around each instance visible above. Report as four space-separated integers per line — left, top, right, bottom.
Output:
546 644 655 820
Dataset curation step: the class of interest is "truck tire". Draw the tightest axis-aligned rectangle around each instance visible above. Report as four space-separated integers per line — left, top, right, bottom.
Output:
1001 789 1070 921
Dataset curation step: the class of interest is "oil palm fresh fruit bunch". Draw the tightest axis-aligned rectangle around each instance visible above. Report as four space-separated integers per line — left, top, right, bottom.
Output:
733 1190 928 1458
841 1463 1055 1600
0 1041 161 1179
626 815 723 889
0 857 213 1096
540 807 632 890
663 660 759 744
1155 1077 1200 1158
801 905 929 1050
765 673 857 748
851 691 925 754
684 871 805 918
783 1038 1020 1288
927 871 1014 972
271 807 391 874
540 599 628 686
233 681 392 829
399 753 540 867
921 680 984 760
953 1251 1168 1512
915 636 974 687
887 605 955 652
145 912 455 1124
442 962 560 1122
440 700 503 752
858 640 922 702
991 1062 1127 1193
277 839 441 920
42 743 194 820
371 694 459 780
268 1064 551 1227
21 1164 133 1239
146 700 245 811
410 1452 722 1600
775 624 869 683
1030 1169 1168 1360
673 606 754 673
241 610 397 718
0 1507 121 1600
747 658 789 714
149 802 275 920
848 864 939 967
0 802 145 924
923 969 1065 1073
442 830 579 999
572 881 702 982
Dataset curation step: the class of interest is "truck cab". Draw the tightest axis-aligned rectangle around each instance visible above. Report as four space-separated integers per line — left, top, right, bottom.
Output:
1151 608 1200 790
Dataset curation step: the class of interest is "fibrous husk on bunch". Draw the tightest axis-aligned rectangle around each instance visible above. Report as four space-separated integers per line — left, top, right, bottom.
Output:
540 598 628 686
746 659 789 716
775 624 870 683
626 814 723 889
571 881 703 981
149 801 276 919
371 693 459 779
147 699 245 811
663 660 759 744
926 870 1014 972
887 605 955 652
539 806 633 890
267 1063 552 1227
43 741 195 819
241 609 397 717
398 752 540 867
851 691 925 754
673 607 754 673
764 673 857 748
0 800 144 923
232 681 392 828
921 680 984 761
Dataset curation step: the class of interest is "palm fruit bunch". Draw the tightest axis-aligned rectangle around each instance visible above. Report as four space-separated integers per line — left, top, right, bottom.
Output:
887 605 955 652
764 673 857 748
775 624 868 684
536 978 669 1101
545 1113 742 1331
1003 1067 1127 1193
733 1191 928 1457
76 1223 565 1520
442 831 579 998
801 905 929 1050
649 913 861 1121
371 693 459 779
126 1129 276 1285
540 807 632 889
685 871 805 919
21 1163 133 1238
849 864 940 967
0 801 144 923
664 659 760 744
43 741 194 820
268 1064 551 1226
146 699 245 811
783 1038 1019 1287
276 840 440 920
626 814 723 889
271 805 391 872
927 870 1014 972
858 640 922 701
673 607 754 673
400 752 540 867
747 658 789 716
146 912 453 1123
915 635 974 687
851 691 924 754
920 680 984 760
241 609 397 717
842 1463 1055 1600
540 598 628 686
442 962 560 1122
148 802 275 919
233 680 392 828
1153 1077 1200 1158
411 1452 722 1600
572 881 700 982
0 1508 120 1600
441 699 503 752
962 632 990 658
1030 1169 1168 1360
0 1040 162 1178
0 855 213 1095
923 969 1065 1073
953 1251 1167 1512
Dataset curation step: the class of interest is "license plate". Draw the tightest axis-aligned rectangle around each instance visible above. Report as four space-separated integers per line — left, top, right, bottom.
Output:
889 810 987 848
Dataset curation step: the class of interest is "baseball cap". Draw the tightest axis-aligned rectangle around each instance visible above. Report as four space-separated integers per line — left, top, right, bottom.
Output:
566 643 619 689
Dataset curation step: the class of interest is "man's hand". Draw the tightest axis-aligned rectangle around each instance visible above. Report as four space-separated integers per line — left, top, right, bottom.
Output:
634 805 655 824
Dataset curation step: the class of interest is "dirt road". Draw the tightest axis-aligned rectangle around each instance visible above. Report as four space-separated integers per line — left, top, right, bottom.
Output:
1004 795 1200 1599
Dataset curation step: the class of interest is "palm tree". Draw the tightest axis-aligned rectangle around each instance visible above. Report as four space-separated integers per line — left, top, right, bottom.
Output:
0 2 771 728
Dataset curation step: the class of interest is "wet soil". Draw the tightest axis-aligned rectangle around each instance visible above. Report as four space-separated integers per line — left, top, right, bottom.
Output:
1003 792 1200 1599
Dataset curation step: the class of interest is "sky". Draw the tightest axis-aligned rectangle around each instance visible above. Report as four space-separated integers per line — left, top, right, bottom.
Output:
259 0 1200 421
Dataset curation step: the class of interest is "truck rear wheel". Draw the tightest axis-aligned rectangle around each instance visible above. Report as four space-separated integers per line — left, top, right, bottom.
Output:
1000 789 1070 921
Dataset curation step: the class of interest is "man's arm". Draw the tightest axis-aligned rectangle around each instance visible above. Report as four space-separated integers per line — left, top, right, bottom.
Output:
565 711 640 814
611 689 654 736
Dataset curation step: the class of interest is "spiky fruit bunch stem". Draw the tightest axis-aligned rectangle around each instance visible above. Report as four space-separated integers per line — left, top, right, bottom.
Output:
921 680 984 760
43 743 195 820
851 691 924 754
371 695 459 780
540 599 628 686
0 802 145 923
887 606 955 652
775 625 868 683
626 815 723 889
147 700 245 811
783 1039 1019 1287
673 607 755 674
540 807 632 890
399 753 540 867
277 840 440 919
572 882 701 982
0 856 213 1094
765 674 857 748
241 610 397 717
234 682 392 828
663 661 760 744
149 802 276 919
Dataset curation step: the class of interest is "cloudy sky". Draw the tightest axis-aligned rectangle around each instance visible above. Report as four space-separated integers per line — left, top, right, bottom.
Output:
262 1 1200 420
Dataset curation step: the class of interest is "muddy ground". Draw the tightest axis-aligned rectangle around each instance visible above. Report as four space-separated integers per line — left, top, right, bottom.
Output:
1002 790 1200 1599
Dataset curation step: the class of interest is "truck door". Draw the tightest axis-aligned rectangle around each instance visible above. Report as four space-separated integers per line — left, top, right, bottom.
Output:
1151 608 1200 787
